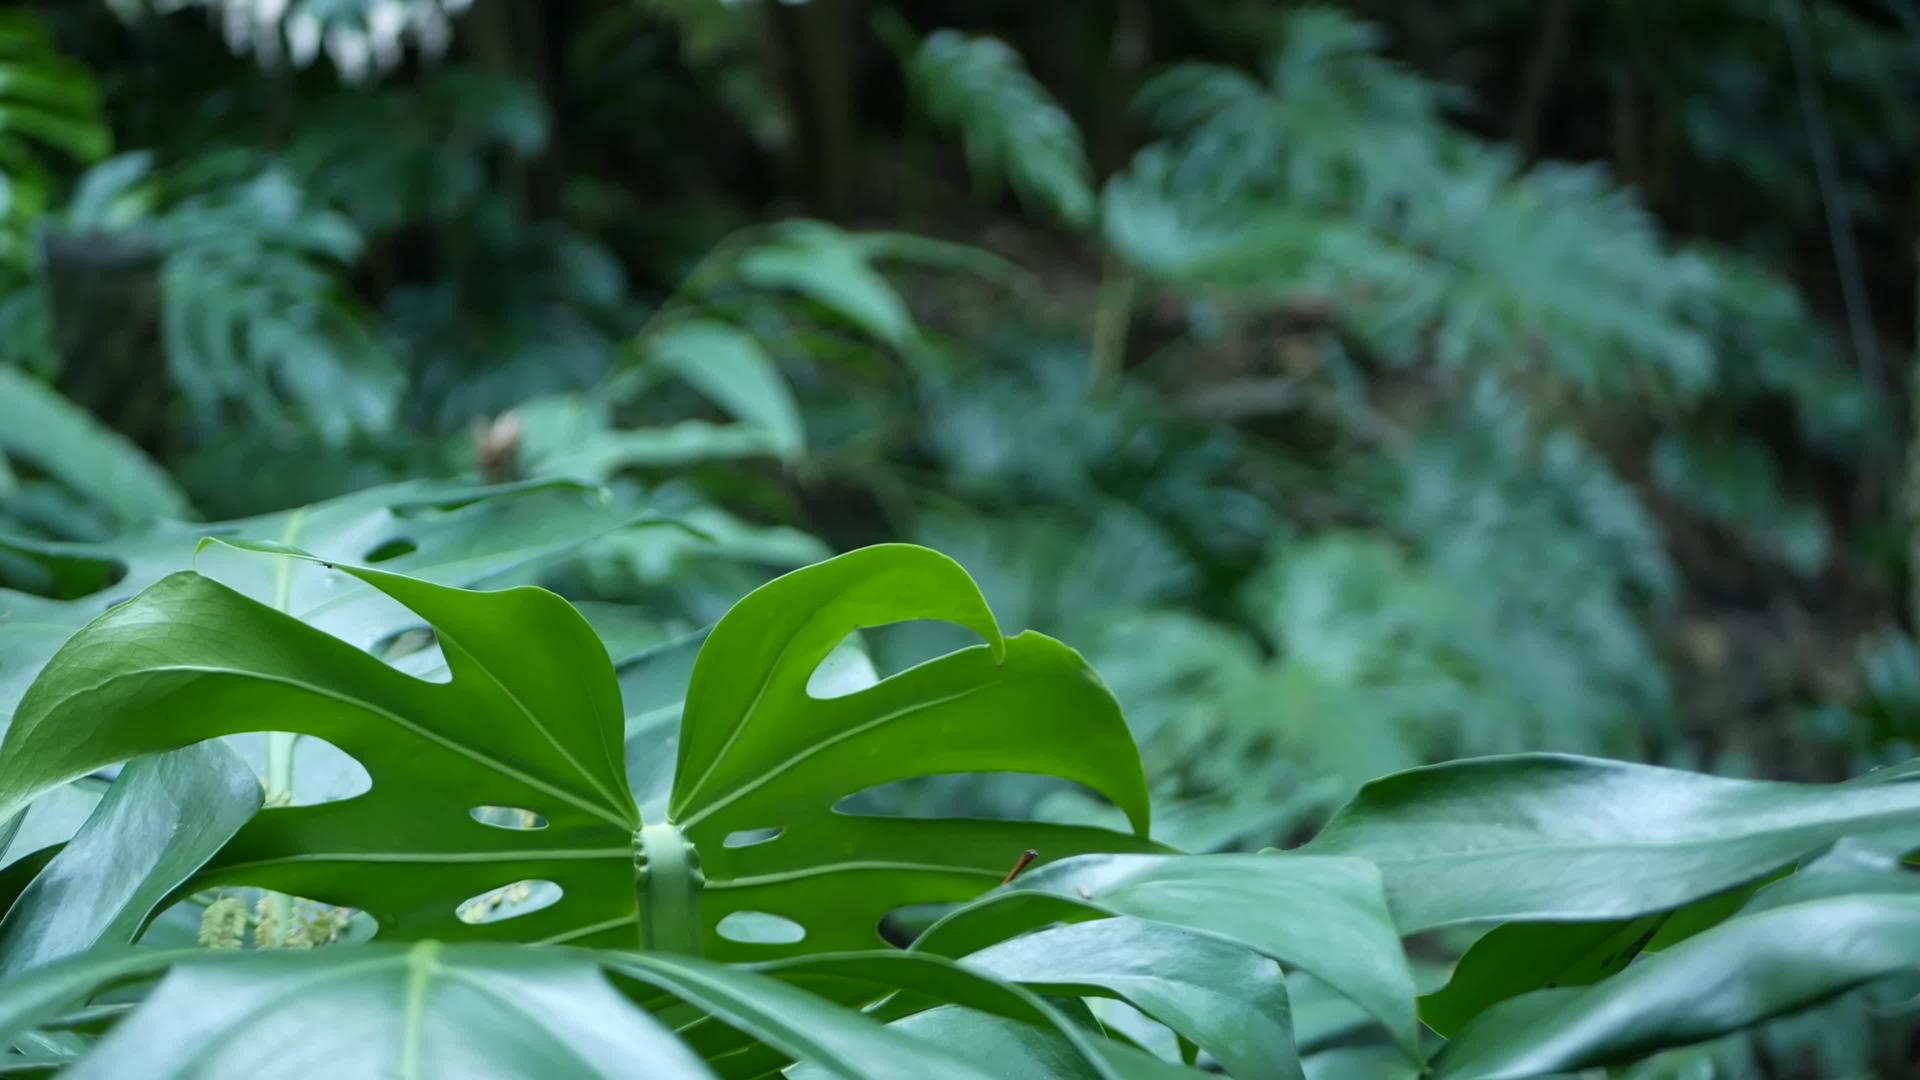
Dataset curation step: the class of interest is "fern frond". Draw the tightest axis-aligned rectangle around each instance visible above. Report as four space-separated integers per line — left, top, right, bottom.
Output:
908 30 1094 228
157 169 402 444
1136 6 1451 213
0 12 110 276
0 366 192 529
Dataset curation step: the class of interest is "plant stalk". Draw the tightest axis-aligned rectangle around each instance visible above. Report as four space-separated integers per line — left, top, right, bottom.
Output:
636 822 704 955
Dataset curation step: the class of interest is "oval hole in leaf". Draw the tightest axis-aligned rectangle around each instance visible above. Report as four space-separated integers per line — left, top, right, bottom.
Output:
230 733 371 806
716 910 806 945
144 891 372 949
804 632 881 700
363 538 418 563
457 880 562 925
374 627 451 684
469 806 549 830
861 620 992 680
722 826 782 849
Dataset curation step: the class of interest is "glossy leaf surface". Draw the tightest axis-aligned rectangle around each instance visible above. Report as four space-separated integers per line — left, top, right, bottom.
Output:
0 943 1007 1080
962 916 1303 1079
1435 895 1920 1077
915 852 1417 1059
0 741 258 972
1306 754 1920 929
1 543 1150 958
664 544 1156 958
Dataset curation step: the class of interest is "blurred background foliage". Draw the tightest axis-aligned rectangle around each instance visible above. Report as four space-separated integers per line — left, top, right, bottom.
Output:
2 0 1918 1000
5 0 1919 1068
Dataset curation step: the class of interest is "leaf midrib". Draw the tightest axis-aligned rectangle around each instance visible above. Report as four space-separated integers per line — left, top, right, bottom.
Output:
32 665 631 829
676 682 995 831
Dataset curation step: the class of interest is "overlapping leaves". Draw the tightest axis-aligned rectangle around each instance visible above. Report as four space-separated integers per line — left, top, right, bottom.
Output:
0 542 1153 957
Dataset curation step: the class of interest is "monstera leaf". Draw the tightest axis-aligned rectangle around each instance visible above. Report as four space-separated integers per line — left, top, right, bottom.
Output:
0 478 648 723
0 543 1152 955
0 943 1011 1079
663 544 1155 956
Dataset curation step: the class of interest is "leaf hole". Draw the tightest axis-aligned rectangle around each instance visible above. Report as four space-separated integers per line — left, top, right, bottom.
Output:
0 542 126 600
232 733 371 806
722 826 782 849
374 627 451 684
457 880 562 924
716 910 805 945
146 889 371 949
469 806 549 830
364 538 418 563
804 632 882 700
863 620 993 679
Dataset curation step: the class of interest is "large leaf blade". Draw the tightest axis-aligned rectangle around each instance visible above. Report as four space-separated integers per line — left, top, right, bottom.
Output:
962 916 1303 1079
1434 895 1920 1077
0 741 259 972
915 853 1418 1060
666 544 1156 958
1305 754 1920 930
0 551 642 946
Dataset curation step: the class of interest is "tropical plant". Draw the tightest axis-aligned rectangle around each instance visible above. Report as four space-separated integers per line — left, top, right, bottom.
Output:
0 11 110 275
3 546 1920 1074
896 26 1095 228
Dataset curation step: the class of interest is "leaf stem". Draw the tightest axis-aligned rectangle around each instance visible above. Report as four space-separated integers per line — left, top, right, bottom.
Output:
261 507 307 946
636 822 704 955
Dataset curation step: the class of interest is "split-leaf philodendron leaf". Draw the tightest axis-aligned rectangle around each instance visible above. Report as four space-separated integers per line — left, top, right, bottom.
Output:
0 542 1153 956
0 477 654 725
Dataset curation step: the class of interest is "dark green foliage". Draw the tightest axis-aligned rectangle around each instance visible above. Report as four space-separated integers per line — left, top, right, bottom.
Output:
1 0 1915 1073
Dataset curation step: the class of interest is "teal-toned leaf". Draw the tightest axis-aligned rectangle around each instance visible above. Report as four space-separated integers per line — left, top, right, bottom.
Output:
1305 754 1920 930
10 944 713 1079
1418 916 1664 1038
514 393 785 479
883 1008 1205 1079
1741 837 1920 913
962 916 1303 1079
0 742 259 973
0 368 191 528
1435 895 1920 1078
906 30 1095 227
739 948 1205 1079
612 950 1002 1079
666 544 1155 958
915 853 1418 1060
736 222 916 349
645 319 805 456
0 948 176 1049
